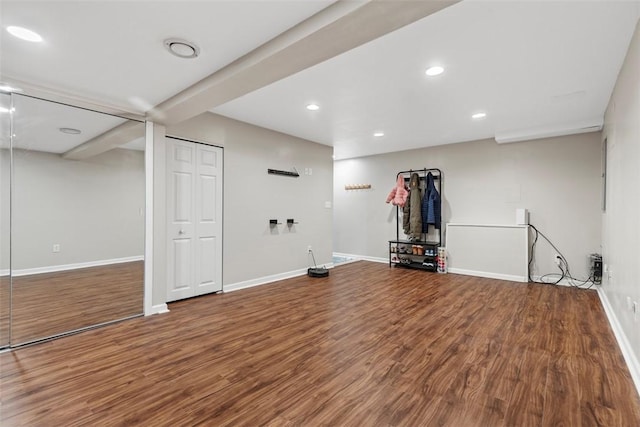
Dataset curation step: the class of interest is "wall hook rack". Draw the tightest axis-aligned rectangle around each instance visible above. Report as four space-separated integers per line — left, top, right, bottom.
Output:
345 184 372 190
269 219 282 226
286 219 299 226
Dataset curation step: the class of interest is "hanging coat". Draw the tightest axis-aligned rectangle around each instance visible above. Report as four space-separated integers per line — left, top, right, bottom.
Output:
403 190 410 235
422 172 441 231
385 175 408 207
408 172 422 239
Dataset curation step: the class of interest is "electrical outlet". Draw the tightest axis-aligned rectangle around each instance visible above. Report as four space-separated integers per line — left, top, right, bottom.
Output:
628 296 634 311
52 244 60 253
554 254 562 266
634 301 639 323
307 245 312 253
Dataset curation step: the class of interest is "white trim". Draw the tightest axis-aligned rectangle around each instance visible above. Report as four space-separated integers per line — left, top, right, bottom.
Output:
597 288 640 396
332 252 387 264
149 303 170 315
224 264 336 293
3 77 145 120
332 252 360 266
447 267 527 283
144 121 154 316
0 269 9 277
11 256 144 277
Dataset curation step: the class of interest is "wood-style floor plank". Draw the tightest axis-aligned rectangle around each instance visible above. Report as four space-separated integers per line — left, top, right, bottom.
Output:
1 261 638 426
4 261 143 344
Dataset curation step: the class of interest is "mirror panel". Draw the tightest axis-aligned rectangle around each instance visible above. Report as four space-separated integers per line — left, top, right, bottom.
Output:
0 93 10 347
10 94 144 345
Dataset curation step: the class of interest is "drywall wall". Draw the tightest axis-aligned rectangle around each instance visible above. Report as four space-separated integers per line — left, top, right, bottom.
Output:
334 132 602 279
167 112 333 287
11 148 145 270
602 18 640 386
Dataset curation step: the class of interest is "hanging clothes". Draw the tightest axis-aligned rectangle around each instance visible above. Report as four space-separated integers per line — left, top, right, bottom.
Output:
422 172 441 231
408 172 422 239
403 190 410 235
385 174 408 207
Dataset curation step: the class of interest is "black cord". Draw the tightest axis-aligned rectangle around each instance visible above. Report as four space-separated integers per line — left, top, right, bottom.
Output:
528 223 597 288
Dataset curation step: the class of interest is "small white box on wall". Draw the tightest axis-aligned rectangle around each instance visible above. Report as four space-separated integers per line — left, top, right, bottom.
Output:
515 208 529 225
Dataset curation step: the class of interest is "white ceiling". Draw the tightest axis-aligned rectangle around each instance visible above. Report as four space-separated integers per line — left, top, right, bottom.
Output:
1 0 335 114
214 0 640 159
9 94 135 154
1 1 639 159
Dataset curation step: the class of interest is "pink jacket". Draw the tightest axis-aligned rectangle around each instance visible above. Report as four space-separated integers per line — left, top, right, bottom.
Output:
386 175 408 207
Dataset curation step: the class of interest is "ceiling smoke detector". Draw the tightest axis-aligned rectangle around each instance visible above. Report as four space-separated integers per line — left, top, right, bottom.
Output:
164 38 200 59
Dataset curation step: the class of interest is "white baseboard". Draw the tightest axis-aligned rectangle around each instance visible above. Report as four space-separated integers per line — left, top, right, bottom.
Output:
448 267 527 283
11 255 144 277
597 287 640 397
332 252 387 264
331 252 360 265
146 303 169 316
224 263 335 293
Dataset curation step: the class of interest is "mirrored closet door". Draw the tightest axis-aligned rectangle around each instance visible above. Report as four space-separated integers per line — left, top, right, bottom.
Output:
0 92 11 347
5 93 145 346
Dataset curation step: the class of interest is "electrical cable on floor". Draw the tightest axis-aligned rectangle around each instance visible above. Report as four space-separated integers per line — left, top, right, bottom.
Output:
528 224 597 289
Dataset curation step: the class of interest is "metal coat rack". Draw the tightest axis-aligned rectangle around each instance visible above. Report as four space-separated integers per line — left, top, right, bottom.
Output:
394 168 443 245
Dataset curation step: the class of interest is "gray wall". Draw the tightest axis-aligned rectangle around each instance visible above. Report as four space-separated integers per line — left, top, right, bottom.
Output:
334 132 602 279
602 19 640 375
11 148 145 270
167 112 333 287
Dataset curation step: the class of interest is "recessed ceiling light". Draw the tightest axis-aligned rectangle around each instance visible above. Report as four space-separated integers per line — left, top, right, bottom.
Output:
425 66 444 76
373 132 385 137
59 127 81 135
164 38 199 59
7 26 43 43
306 103 320 111
0 107 10 114
472 112 487 120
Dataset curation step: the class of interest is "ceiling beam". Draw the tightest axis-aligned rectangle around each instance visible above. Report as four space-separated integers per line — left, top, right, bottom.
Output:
62 120 144 160
149 0 460 125
2 78 145 121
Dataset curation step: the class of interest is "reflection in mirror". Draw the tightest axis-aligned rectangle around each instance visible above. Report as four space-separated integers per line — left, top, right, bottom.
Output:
10 94 145 345
0 93 11 347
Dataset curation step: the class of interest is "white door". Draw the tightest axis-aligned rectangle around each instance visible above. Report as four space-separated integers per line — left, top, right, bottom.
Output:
167 138 223 302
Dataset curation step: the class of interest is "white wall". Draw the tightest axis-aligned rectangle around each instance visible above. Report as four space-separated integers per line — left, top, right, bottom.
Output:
11 148 145 270
602 19 640 383
167 112 333 287
334 132 602 279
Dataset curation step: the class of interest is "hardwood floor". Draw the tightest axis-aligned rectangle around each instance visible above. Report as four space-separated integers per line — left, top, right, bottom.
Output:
1 261 638 426
2 261 143 345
